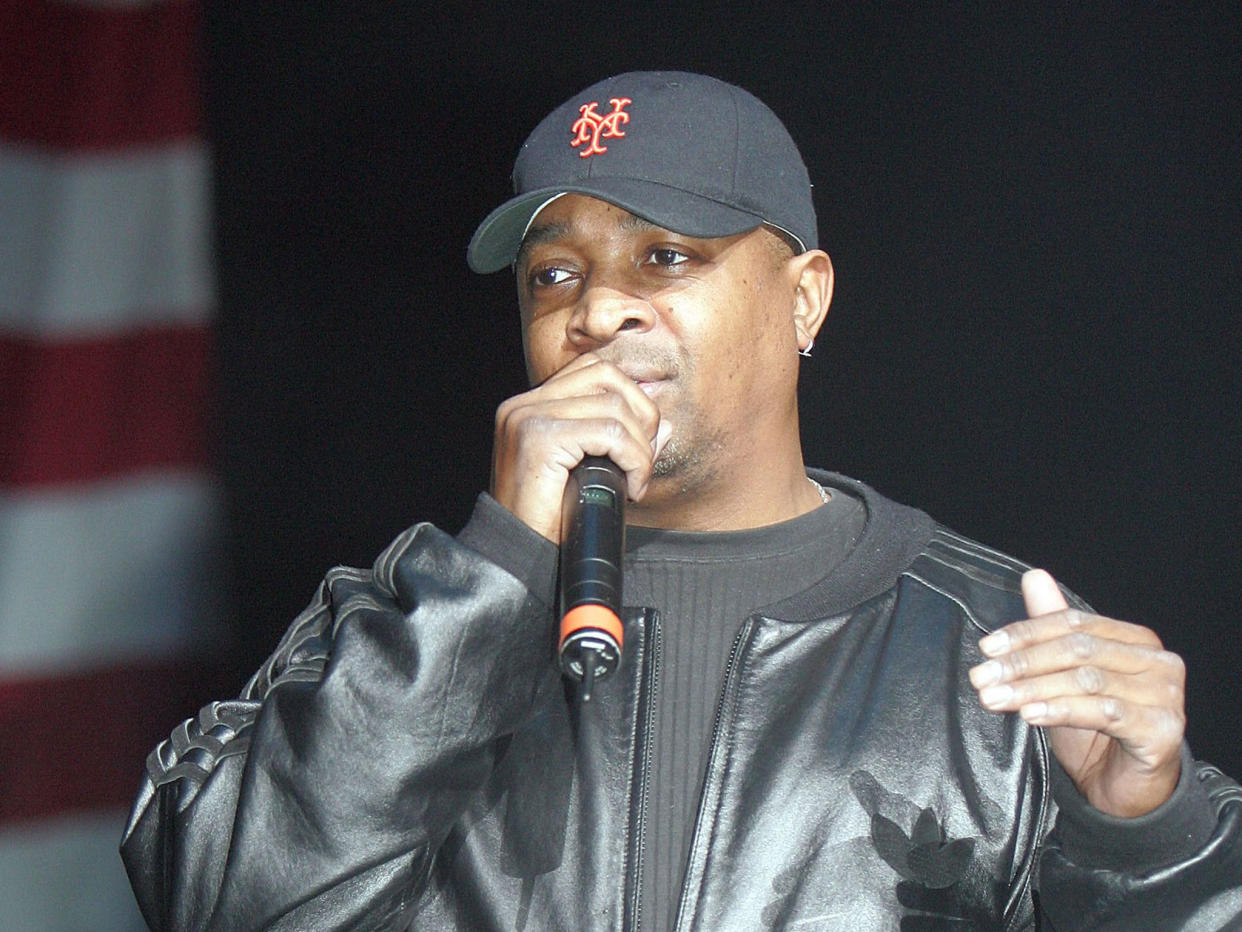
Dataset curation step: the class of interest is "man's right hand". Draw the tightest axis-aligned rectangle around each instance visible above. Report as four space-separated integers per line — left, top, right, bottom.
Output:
491 354 667 542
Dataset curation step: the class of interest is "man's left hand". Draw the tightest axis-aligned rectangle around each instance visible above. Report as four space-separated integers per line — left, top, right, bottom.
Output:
969 569 1186 818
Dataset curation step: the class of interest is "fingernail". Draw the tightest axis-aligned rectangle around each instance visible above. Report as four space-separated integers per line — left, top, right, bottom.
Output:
653 420 672 457
1021 702 1049 723
979 631 1009 656
979 684 1013 707
970 660 1002 687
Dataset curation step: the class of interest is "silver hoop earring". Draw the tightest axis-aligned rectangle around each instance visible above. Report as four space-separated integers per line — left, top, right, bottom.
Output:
798 338 814 358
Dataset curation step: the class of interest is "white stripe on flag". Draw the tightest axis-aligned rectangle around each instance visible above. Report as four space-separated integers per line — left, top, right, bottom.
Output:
0 809 147 932
0 470 225 677
0 140 213 338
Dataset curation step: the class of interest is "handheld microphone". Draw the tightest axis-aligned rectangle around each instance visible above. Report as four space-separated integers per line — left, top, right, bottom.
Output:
558 456 626 701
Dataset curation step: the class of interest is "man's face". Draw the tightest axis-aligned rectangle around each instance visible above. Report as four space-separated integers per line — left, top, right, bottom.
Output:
515 194 806 496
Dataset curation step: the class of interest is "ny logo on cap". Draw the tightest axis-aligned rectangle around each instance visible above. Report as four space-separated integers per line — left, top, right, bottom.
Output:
570 97 632 158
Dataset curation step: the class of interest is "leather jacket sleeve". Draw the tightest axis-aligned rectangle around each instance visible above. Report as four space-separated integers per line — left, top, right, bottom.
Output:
120 520 560 932
1037 746 1242 930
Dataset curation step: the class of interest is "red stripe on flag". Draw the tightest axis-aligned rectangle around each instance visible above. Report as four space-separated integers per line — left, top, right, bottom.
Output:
0 324 212 488
0 657 228 825
0 0 203 150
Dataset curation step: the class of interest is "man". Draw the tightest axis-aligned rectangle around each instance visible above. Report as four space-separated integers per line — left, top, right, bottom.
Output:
122 72 1242 930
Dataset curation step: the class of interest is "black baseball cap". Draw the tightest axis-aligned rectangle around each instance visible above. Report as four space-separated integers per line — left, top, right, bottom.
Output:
467 71 818 273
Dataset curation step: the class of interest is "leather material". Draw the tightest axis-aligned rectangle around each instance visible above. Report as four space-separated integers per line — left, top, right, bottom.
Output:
121 483 1242 931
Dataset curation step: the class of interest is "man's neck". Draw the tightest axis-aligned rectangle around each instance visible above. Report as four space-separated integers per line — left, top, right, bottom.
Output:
627 460 823 533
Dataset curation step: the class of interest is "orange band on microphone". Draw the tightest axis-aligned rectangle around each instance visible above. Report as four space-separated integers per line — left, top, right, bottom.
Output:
560 604 624 648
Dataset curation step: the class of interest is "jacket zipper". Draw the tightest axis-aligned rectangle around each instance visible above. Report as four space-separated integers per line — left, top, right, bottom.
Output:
1003 725 1051 931
671 617 755 931
628 613 661 931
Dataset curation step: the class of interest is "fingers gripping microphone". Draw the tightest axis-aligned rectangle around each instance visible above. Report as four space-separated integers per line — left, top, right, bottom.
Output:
558 456 625 701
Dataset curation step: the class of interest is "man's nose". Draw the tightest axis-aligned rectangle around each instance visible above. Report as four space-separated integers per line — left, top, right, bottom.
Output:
567 280 656 347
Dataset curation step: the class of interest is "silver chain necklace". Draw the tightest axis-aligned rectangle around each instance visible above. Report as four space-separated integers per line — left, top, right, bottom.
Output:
809 477 830 504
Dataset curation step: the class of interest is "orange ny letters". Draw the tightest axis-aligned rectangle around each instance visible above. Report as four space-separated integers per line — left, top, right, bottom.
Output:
570 97 633 158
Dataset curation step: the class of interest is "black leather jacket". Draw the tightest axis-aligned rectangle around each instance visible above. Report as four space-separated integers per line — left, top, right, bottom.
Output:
122 474 1242 930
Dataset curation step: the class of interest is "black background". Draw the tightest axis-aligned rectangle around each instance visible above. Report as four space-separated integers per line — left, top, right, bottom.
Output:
203 3 1241 777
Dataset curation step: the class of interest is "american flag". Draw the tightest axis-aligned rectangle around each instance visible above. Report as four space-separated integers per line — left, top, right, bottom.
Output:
1 1 225 927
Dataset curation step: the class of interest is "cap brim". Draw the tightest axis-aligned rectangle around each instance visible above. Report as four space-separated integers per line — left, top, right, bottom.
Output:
466 178 769 274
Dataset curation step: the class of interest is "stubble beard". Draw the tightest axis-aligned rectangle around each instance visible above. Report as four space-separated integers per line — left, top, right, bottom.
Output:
650 406 726 494
599 345 727 494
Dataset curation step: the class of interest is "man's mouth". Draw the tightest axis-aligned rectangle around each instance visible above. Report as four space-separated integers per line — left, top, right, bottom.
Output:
598 351 679 398
617 366 671 395
636 378 665 398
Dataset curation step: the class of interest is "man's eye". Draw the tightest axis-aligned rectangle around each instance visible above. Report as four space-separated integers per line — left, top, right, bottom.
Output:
531 266 573 287
646 248 689 268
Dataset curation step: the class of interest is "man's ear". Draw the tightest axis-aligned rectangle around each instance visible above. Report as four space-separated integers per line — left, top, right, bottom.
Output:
790 249 833 352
